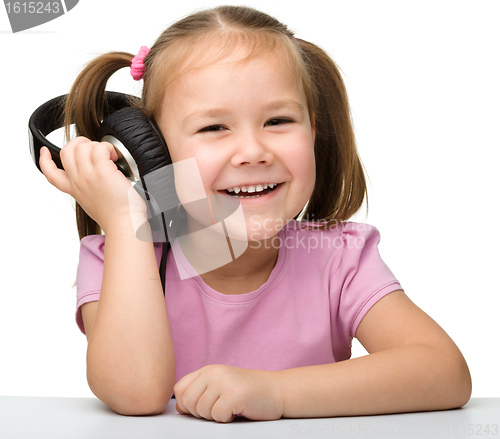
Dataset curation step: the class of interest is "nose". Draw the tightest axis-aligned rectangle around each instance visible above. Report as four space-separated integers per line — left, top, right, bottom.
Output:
230 132 274 167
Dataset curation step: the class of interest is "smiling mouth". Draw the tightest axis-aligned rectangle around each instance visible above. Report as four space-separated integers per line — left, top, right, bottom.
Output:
222 183 283 198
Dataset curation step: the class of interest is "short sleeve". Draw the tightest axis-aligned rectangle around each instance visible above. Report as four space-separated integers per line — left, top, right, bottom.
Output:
74 235 164 335
331 223 403 349
75 235 106 335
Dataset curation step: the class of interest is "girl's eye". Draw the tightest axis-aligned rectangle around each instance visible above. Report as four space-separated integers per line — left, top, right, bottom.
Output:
198 118 293 133
265 118 293 126
198 125 226 133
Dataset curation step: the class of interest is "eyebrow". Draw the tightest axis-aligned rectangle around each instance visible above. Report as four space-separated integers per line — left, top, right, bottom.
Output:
182 100 305 128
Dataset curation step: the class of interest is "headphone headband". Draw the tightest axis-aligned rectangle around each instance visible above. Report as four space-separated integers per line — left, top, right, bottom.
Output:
28 91 137 173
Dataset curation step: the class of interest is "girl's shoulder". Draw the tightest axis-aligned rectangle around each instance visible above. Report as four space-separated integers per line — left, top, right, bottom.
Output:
80 234 106 259
281 219 384 260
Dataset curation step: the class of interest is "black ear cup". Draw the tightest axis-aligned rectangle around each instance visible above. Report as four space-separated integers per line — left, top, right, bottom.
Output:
98 107 172 177
97 107 182 224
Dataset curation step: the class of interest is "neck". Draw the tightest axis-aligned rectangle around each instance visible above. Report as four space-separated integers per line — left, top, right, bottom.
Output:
202 235 281 282
173 213 282 290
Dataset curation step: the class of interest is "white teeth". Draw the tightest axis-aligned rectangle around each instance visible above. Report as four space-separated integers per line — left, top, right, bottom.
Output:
225 183 278 193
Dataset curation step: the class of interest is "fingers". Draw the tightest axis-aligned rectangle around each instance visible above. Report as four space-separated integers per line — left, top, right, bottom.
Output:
39 138 120 195
176 385 219 421
92 141 119 174
211 399 237 423
195 390 223 422
73 141 94 177
174 372 203 418
175 402 189 415
100 140 119 163
174 370 234 423
70 138 118 176
39 146 71 194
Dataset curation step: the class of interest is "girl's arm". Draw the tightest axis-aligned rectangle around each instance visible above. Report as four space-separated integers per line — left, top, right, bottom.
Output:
39 140 175 415
276 290 472 417
172 290 471 422
83 216 176 416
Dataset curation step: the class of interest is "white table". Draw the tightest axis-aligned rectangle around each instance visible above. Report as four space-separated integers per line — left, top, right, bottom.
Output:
0 396 498 438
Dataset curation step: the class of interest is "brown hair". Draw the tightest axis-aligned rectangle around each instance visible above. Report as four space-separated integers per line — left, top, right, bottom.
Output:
64 5 367 240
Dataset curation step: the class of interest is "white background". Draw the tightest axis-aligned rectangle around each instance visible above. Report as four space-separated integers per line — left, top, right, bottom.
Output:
0 0 498 399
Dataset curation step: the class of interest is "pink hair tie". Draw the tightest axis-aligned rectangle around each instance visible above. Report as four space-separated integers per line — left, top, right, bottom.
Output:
130 46 150 81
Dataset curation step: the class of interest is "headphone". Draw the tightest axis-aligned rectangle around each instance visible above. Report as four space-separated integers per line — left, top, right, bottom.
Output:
28 91 181 295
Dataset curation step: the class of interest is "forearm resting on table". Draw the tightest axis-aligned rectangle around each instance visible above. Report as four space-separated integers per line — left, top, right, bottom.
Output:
85 215 175 416
275 344 472 418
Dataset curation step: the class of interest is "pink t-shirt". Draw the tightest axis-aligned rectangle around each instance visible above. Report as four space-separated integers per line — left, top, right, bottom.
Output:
76 220 403 384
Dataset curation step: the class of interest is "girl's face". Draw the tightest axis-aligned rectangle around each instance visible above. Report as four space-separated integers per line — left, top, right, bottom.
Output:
157 49 316 242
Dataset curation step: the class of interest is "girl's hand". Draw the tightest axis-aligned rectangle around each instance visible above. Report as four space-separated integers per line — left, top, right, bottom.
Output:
39 137 146 232
174 364 284 423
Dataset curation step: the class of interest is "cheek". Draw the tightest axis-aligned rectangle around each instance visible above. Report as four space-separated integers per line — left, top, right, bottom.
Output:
304 155 316 195
288 136 316 190
171 156 224 232
194 151 225 193
166 140 226 214
298 148 316 179
171 158 206 209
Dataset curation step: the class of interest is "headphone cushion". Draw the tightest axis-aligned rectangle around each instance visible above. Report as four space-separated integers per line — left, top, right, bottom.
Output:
98 107 172 176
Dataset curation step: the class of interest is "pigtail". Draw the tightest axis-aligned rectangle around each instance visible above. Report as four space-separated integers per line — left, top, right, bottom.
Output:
297 39 368 224
62 52 135 240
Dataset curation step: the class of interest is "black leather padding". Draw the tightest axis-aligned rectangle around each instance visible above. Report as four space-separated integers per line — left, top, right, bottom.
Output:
98 107 172 177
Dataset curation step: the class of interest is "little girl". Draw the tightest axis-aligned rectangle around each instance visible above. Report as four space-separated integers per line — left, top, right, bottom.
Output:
39 5 471 422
